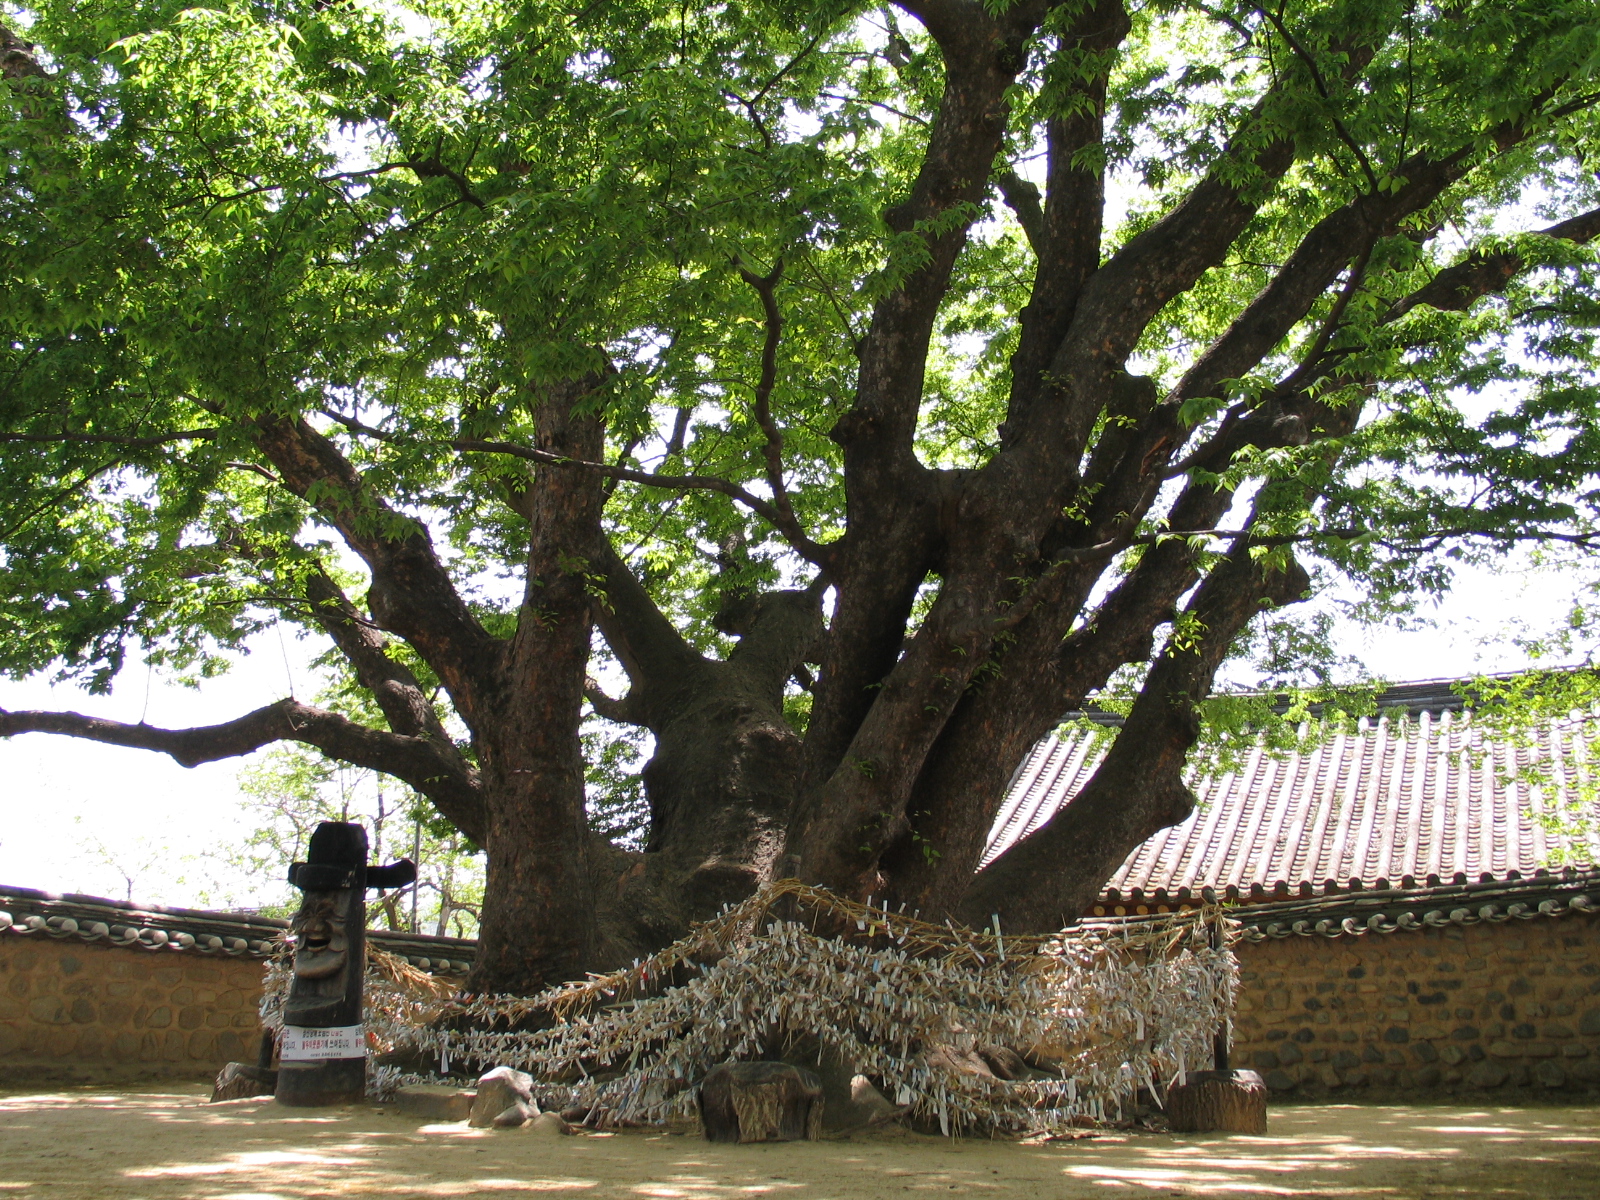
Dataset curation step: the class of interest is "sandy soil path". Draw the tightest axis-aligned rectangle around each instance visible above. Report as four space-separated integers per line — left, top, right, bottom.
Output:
1 1085 1597 1200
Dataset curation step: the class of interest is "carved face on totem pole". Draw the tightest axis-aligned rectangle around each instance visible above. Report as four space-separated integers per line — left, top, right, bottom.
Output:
275 821 416 1108
283 827 367 1032
289 894 350 981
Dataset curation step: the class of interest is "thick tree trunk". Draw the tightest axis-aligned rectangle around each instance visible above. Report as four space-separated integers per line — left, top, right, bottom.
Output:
592 549 822 958
598 662 802 955
638 671 798 901
469 383 607 995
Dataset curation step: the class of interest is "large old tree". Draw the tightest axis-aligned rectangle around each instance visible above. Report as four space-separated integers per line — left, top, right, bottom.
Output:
3 0 1599 992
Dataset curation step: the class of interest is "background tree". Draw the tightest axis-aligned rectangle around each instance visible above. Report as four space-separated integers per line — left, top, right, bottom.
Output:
227 744 486 933
2 0 1599 993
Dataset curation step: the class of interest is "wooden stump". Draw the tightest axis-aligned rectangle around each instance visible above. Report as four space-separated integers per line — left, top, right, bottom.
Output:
210 1062 278 1102
1166 1069 1267 1134
698 1062 824 1143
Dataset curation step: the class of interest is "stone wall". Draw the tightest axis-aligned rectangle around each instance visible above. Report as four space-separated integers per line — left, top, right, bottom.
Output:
6 884 1598 1097
0 936 265 1081
1233 910 1600 1094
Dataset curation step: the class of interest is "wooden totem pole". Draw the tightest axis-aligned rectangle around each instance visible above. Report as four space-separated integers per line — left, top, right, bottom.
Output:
276 821 416 1107
1166 911 1266 1133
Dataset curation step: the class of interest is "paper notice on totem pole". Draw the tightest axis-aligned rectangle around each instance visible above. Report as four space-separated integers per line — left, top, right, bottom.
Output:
280 1024 367 1060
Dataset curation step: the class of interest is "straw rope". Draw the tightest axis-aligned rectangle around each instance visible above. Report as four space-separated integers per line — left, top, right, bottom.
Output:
260 881 1237 1135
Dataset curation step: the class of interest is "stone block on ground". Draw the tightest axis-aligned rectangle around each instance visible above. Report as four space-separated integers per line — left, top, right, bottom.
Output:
526 1112 573 1136
392 1084 475 1123
849 1075 904 1123
698 1061 824 1143
1166 1070 1268 1134
469 1066 536 1128
822 1074 907 1134
788 1045 904 1135
491 1100 540 1128
210 1062 277 1102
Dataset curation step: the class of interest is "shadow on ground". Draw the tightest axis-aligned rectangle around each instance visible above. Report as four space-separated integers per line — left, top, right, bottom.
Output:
1 1086 1597 1199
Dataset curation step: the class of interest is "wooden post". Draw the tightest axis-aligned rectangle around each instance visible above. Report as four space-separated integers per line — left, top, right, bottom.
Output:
1211 914 1231 1072
1166 1069 1267 1134
1165 907 1267 1134
275 822 414 1107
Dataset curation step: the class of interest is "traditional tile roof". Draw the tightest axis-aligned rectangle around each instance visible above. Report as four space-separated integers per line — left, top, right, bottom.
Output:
984 706 1600 898
1081 865 1600 948
0 884 476 975
1220 866 1600 942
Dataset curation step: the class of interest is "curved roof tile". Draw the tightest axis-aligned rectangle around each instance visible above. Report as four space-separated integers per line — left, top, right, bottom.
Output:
982 710 1600 891
0 884 477 975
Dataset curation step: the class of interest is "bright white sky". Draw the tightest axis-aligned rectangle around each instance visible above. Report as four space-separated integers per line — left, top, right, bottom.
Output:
0 551 1578 909
0 631 322 909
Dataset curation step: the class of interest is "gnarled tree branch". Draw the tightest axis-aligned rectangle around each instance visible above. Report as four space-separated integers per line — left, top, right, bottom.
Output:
0 429 218 447
0 700 485 841
959 542 1312 931
736 260 806 546
319 408 831 567
303 563 475 765
585 679 648 726
246 413 501 726
993 169 1044 252
1 20 48 82
1386 203 1600 321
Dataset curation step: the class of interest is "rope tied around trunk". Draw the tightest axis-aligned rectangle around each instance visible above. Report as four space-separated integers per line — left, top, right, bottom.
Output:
261 880 1238 1135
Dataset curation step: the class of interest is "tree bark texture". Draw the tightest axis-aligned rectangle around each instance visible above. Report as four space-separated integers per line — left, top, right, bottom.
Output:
468 383 608 995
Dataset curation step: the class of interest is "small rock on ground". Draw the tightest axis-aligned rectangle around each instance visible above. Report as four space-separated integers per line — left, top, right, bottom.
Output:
210 1063 277 1103
469 1067 536 1128
526 1112 574 1136
491 1101 541 1128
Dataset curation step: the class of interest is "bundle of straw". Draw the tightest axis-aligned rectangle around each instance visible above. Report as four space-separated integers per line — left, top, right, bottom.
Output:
260 881 1237 1135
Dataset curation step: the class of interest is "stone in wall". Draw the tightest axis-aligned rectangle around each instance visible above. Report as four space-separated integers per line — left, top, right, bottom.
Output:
0 937 265 1081
1231 911 1600 1097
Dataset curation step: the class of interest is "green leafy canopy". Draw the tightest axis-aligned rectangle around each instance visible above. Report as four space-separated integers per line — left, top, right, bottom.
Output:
2 0 1599 795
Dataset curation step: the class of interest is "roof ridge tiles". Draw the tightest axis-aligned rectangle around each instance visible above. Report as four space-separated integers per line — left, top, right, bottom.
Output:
0 883 291 929
1093 867 1600 939
0 884 477 975
1102 865 1600 906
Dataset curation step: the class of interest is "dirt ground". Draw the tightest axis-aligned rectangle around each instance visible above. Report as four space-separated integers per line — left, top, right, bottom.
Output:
1 1086 1597 1200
